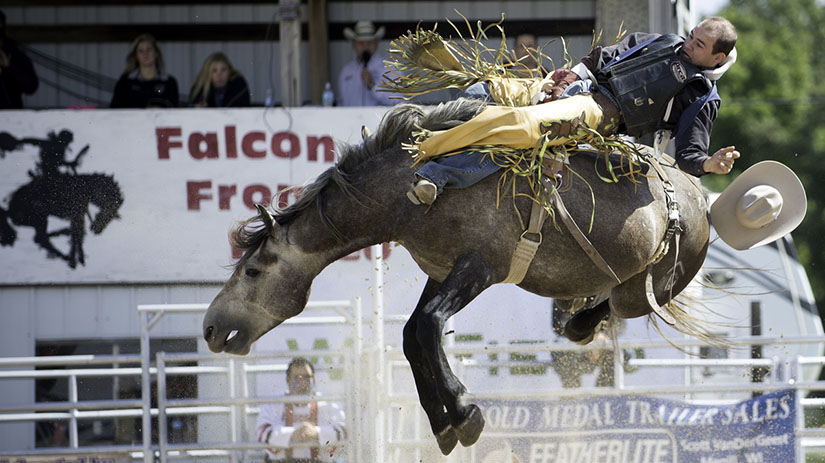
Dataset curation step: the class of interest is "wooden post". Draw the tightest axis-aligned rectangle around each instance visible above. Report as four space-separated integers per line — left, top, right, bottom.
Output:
279 0 302 106
308 0 329 105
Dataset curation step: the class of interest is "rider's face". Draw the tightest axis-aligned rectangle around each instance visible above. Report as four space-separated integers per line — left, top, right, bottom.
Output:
682 25 726 68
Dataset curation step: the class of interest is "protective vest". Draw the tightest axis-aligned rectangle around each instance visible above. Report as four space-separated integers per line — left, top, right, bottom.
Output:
603 34 711 137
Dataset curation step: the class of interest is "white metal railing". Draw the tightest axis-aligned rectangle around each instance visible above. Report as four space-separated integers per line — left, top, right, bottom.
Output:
0 299 361 462
381 336 825 463
2 336 824 462
137 299 362 463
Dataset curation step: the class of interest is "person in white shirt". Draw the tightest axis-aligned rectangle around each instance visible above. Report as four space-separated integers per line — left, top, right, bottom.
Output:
256 357 347 463
336 20 398 107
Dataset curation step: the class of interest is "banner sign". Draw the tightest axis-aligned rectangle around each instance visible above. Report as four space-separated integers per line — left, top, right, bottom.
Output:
0 107 395 284
472 389 795 463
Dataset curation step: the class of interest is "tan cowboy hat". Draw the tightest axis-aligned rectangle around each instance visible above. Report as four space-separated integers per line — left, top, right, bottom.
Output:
343 20 385 41
710 160 806 250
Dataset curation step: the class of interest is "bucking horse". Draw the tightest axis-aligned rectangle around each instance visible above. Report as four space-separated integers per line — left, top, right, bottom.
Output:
202 98 711 454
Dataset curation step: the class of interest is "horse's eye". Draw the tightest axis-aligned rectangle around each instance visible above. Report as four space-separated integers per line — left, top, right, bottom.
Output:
245 268 261 278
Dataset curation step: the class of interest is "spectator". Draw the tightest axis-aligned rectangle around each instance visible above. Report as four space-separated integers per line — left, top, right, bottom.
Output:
0 10 39 109
256 357 346 463
110 34 178 108
189 52 250 107
512 31 539 74
337 20 398 106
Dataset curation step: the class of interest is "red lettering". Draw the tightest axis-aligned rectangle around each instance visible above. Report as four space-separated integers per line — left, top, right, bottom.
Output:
225 125 237 158
187 181 212 210
242 132 266 158
242 184 272 209
272 131 300 158
218 184 237 210
156 127 182 159
188 132 219 159
307 136 335 162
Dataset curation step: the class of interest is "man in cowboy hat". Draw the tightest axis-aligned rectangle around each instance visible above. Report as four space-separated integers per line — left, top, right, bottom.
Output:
337 20 399 106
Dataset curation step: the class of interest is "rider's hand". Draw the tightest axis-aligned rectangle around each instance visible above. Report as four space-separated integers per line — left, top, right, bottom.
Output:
0 50 10 68
703 146 740 175
538 69 580 104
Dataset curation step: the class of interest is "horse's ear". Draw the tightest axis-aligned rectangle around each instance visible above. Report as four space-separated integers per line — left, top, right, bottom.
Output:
255 204 276 235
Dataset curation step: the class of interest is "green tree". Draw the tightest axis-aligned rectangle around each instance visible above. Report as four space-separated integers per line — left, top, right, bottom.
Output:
707 0 825 308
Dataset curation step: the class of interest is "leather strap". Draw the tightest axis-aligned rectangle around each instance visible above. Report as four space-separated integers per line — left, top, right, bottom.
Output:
546 178 622 285
501 196 547 284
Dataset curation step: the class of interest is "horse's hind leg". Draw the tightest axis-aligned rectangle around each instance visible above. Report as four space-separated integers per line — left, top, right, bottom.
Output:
414 252 496 448
562 297 611 344
70 216 86 266
32 221 72 265
0 208 16 246
403 278 457 455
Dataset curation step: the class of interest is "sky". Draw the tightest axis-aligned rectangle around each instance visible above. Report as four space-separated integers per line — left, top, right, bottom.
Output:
692 0 730 22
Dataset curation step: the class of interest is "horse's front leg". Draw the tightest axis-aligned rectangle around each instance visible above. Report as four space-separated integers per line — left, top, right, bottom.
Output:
415 252 496 447
403 278 458 455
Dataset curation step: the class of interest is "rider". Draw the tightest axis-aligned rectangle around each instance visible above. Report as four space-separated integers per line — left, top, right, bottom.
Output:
10 130 86 178
406 17 741 206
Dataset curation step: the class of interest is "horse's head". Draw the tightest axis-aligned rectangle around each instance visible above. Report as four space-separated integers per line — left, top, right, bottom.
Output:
203 205 314 355
87 174 124 234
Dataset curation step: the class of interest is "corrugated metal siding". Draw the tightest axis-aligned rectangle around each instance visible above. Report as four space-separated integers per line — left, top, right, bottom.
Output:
4 1 597 108
0 284 223 357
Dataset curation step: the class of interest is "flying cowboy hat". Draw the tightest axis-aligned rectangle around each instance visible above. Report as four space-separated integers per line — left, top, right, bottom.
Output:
343 20 385 41
710 160 806 250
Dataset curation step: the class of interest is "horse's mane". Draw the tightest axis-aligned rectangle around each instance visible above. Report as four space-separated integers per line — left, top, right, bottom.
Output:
229 98 487 264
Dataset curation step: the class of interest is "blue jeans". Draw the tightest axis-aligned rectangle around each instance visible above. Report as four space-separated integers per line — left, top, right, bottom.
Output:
416 151 501 193
415 82 499 192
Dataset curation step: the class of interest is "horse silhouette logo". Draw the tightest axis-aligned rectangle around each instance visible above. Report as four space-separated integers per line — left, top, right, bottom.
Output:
0 130 124 269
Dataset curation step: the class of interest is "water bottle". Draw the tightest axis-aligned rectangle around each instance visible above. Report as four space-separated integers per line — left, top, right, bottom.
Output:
322 82 335 107
264 88 274 107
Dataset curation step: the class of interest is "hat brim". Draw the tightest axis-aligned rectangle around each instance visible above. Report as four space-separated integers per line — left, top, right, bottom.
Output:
710 160 806 250
343 25 385 41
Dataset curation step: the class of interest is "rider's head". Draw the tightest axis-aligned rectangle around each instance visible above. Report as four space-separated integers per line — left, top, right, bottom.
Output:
57 130 73 145
682 17 737 68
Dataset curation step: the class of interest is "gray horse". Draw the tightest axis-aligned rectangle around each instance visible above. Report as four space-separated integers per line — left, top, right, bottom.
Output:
202 98 710 454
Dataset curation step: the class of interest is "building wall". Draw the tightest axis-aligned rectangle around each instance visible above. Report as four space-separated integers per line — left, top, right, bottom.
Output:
0 283 223 451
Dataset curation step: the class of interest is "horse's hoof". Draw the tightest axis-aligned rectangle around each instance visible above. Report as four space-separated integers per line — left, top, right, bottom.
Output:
571 332 596 346
435 425 458 455
455 404 485 447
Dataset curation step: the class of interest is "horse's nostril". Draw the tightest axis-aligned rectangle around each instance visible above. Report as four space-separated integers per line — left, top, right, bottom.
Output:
204 325 214 340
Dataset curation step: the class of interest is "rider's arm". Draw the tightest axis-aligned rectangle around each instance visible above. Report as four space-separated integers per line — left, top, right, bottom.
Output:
580 32 661 75
673 98 719 177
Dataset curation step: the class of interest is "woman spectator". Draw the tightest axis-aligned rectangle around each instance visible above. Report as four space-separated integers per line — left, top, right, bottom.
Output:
189 52 250 107
110 34 179 108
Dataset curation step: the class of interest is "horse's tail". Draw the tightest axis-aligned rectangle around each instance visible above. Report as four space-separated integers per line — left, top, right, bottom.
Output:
0 206 17 247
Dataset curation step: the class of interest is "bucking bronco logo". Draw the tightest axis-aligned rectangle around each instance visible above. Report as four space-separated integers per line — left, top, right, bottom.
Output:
0 130 124 269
